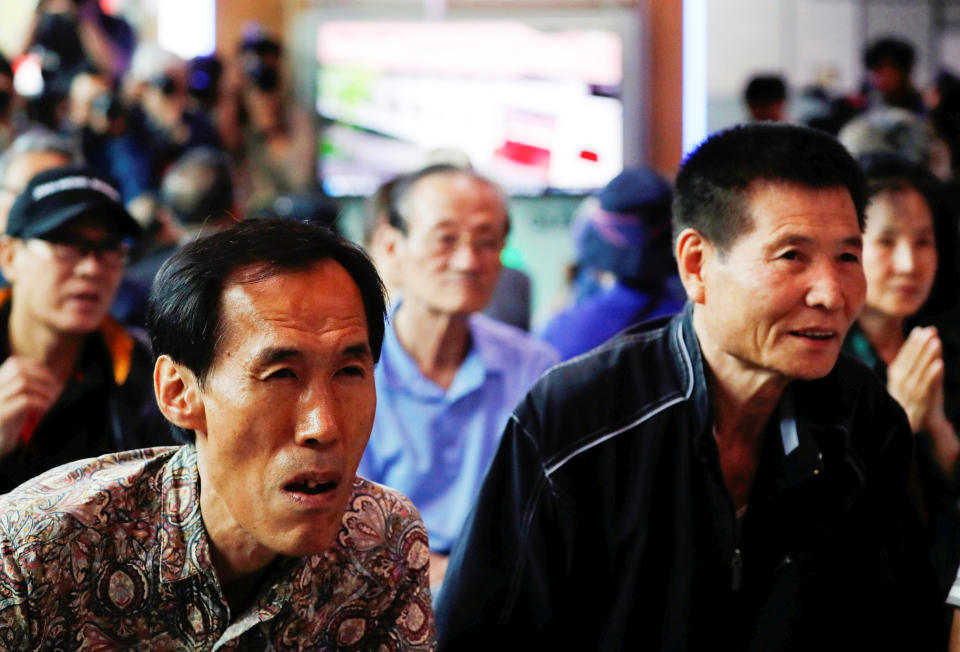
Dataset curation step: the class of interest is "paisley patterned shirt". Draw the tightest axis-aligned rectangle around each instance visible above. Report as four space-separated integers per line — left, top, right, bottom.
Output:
0 446 435 651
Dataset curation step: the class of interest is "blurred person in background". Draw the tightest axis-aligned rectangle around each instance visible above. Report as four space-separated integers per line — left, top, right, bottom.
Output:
230 26 316 214
187 53 242 153
0 165 172 494
24 0 135 90
843 155 960 609
538 167 686 361
125 44 222 208
67 71 152 222
838 108 960 315
0 53 19 151
744 74 788 122
357 164 558 589
863 36 925 115
125 146 238 292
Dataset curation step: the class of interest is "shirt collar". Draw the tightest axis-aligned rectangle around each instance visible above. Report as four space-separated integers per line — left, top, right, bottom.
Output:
381 302 503 399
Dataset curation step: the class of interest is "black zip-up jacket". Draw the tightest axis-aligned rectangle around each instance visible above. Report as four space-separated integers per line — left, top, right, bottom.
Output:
436 305 942 651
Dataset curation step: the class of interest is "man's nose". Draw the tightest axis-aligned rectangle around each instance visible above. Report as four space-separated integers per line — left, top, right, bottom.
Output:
806 265 845 311
73 250 113 277
294 385 341 449
892 240 917 273
448 239 486 271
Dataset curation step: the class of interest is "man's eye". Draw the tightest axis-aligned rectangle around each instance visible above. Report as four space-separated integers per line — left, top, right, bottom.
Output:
336 366 365 378
266 368 297 380
839 252 860 263
779 250 800 260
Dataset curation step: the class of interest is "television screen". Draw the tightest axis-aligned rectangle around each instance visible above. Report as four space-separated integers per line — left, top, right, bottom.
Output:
316 21 624 197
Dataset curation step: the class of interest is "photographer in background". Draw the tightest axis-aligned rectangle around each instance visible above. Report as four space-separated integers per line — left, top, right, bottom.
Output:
124 45 222 218
25 0 134 88
231 26 316 214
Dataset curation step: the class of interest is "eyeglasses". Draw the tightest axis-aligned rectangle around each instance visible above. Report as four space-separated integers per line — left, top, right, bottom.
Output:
26 235 130 269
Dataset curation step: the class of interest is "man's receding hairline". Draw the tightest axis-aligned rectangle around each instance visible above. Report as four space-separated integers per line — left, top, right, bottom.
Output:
211 258 361 371
402 169 509 231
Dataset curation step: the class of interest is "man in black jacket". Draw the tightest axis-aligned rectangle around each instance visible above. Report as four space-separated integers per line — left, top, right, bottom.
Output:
0 166 172 493
436 123 941 650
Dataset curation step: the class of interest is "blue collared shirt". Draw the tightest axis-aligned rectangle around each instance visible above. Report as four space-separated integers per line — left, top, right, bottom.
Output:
359 311 560 551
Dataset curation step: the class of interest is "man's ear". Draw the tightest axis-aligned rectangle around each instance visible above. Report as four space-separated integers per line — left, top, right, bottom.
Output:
376 222 404 259
154 355 206 435
675 227 711 305
0 237 19 284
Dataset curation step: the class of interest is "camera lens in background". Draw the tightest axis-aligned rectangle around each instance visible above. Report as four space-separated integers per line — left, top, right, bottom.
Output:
244 60 279 93
150 74 180 97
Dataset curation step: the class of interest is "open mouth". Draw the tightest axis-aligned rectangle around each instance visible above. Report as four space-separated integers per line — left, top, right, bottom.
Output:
285 479 338 495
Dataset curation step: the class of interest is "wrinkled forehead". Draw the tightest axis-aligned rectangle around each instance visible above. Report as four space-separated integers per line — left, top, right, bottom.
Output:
743 180 857 225
405 172 508 230
216 259 364 334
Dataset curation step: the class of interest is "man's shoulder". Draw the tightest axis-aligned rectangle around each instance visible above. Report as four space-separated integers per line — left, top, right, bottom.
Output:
538 313 688 402
471 313 556 353
514 314 694 454
336 476 430 570
0 447 181 546
469 313 560 371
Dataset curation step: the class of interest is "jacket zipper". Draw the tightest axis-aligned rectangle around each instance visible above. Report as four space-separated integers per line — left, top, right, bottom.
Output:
731 548 742 591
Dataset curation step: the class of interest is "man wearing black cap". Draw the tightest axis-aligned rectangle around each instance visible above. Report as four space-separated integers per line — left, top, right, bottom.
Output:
0 165 171 493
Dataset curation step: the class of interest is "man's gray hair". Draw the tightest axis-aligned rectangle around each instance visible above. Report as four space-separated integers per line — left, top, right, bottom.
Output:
0 128 82 184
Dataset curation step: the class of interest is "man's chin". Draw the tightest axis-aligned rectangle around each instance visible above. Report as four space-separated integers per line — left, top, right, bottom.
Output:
56 315 107 336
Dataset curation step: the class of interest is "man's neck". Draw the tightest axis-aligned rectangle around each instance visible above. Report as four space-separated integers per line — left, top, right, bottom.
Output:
856 308 906 365
693 309 789 510
393 300 473 391
197 473 278 615
8 304 84 383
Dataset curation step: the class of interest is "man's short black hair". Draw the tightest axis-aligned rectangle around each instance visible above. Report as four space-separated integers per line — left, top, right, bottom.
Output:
147 218 387 443
673 123 868 253
864 36 916 74
744 74 787 107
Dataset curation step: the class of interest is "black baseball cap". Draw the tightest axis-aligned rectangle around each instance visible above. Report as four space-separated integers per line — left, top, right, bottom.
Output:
7 166 141 240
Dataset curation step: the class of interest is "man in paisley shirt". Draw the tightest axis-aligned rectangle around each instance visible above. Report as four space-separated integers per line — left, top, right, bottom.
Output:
0 218 435 650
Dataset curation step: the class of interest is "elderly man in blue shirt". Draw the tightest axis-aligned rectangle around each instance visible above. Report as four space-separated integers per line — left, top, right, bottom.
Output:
358 164 559 588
